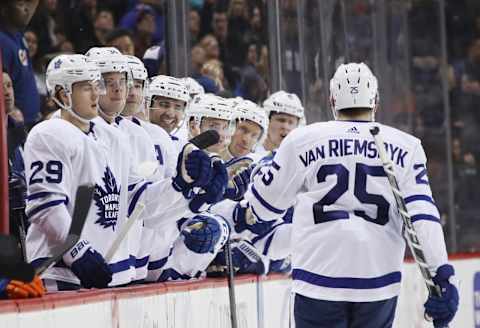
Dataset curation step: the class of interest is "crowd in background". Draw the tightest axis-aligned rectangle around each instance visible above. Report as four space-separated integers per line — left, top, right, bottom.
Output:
2 0 480 253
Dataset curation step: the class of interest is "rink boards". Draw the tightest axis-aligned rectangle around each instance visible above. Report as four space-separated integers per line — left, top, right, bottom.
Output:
0 256 479 327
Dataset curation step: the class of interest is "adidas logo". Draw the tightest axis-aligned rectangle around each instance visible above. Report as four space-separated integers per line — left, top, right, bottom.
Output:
347 126 360 134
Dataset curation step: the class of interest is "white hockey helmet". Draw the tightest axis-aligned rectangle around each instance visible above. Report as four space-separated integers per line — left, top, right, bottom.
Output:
263 90 304 120
187 94 234 125
232 99 268 138
146 75 190 107
329 62 378 117
85 47 131 78
46 54 105 122
125 55 148 81
182 77 205 100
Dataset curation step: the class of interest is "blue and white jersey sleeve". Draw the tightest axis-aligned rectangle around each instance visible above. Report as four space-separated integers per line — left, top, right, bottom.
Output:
400 141 448 272
24 126 78 245
246 132 304 221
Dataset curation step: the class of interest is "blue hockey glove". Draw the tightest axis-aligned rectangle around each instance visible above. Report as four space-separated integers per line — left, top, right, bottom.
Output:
213 240 268 275
63 240 112 289
181 215 222 254
189 160 228 212
173 144 212 195
224 165 253 201
233 202 275 235
424 264 459 328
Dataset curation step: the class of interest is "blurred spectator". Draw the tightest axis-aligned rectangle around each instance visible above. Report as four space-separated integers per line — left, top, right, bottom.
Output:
191 44 207 75
201 59 225 91
410 39 444 128
200 34 220 61
0 0 41 126
64 0 98 53
28 0 59 57
249 5 266 45
226 0 251 68
23 30 46 97
94 9 115 46
119 3 164 45
190 8 201 45
3 71 26 168
106 28 135 55
143 41 166 77
234 65 267 103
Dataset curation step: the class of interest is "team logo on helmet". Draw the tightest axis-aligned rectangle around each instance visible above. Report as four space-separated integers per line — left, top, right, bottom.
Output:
54 59 63 69
94 167 121 230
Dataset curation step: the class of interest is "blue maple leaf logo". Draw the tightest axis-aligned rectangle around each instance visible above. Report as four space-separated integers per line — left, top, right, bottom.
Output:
54 59 62 69
94 166 121 230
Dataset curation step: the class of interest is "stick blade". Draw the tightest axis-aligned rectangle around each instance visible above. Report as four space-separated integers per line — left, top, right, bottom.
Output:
189 130 220 149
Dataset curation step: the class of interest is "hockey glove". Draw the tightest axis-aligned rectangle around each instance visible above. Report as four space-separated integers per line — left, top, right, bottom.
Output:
213 240 269 275
233 202 275 235
172 144 212 196
63 240 112 289
424 264 459 328
6 276 45 299
189 160 228 213
181 215 222 254
224 165 253 201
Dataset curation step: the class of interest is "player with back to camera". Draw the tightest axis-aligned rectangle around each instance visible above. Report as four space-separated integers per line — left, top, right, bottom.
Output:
245 62 459 328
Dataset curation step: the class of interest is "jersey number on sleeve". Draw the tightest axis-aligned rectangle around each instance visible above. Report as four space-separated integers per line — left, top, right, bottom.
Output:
313 163 389 226
29 161 63 185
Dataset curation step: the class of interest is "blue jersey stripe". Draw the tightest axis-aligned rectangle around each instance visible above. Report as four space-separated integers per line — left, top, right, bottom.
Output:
405 195 435 205
411 214 440 223
135 256 149 268
27 198 68 218
292 269 401 289
251 185 285 215
128 182 152 216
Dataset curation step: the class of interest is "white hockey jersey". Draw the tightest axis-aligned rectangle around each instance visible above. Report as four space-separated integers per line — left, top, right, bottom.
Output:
25 118 190 287
133 118 177 178
246 120 448 302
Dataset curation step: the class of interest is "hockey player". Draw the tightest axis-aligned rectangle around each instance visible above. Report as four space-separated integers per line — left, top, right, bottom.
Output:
257 90 305 155
123 55 177 179
85 47 158 174
25 54 221 290
186 93 234 155
145 75 191 175
147 75 190 150
245 63 458 327
220 99 268 162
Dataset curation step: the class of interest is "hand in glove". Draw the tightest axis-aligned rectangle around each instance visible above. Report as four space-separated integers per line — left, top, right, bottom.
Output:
63 240 112 289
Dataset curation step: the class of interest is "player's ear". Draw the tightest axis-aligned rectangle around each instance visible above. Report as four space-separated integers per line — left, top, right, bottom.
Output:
56 87 69 107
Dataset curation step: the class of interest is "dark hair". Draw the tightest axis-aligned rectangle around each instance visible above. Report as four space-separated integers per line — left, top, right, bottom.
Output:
105 28 133 44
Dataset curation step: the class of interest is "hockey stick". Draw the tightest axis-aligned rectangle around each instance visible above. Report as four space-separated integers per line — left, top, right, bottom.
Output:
35 184 94 276
0 234 34 282
181 130 220 183
370 127 446 327
224 238 238 328
104 203 145 263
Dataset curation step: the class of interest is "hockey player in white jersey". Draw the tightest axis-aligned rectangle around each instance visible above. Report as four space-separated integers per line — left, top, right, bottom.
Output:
123 55 176 179
257 90 304 155
147 75 190 152
145 75 190 176
245 63 458 327
186 93 234 155
85 48 158 173
25 54 222 290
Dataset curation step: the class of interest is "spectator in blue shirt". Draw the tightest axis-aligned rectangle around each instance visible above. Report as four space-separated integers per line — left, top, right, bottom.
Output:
0 0 40 127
